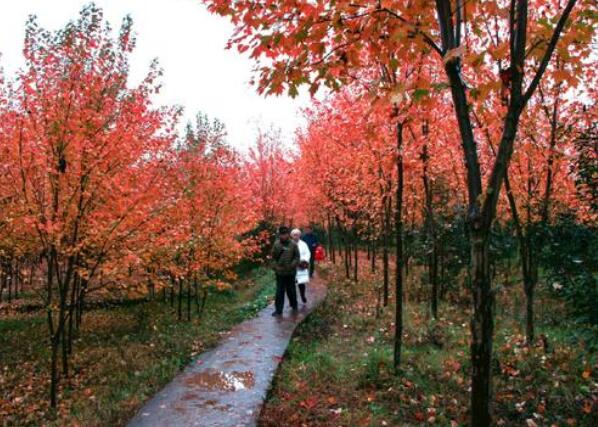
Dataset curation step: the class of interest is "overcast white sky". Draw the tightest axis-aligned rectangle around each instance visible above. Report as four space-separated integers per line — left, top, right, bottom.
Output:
0 0 311 151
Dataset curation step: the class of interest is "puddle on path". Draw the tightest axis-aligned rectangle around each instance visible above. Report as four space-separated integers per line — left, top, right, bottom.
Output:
185 369 255 392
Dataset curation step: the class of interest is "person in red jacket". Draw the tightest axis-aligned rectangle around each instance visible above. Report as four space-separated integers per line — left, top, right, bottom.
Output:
301 225 318 278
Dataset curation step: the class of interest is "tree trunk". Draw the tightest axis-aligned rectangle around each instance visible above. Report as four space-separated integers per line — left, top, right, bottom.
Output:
342 224 350 280
430 244 439 318
383 197 390 307
353 229 358 281
422 141 439 318
170 275 175 307
199 289 208 318
177 278 183 321
187 280 192 321
521 238 538 343
50 334 59 409
13 260 19 299
328 213 336 264
7 261 12 303
524 273 535 342
0 265 5 303
394 121 404 369
371 240 377 273
194 277 201 313
61 323 69 377
469 228 494 427
504 173 537 344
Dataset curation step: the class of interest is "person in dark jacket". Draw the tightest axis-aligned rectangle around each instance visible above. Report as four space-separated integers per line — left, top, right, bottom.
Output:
270 226 300 316
302 225 318 278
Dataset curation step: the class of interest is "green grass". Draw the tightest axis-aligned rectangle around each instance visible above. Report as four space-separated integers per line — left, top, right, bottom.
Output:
259 264 597 427
0 268 276 427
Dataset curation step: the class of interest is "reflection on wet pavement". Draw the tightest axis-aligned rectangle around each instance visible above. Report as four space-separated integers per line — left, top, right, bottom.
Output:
185 369 255 392
127 276 326 427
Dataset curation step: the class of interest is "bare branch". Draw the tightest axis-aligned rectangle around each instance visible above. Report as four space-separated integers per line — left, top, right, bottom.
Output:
522 0 578 105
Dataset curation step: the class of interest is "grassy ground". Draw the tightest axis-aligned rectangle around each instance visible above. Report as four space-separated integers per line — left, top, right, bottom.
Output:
0 268 275 427
259 262 597 427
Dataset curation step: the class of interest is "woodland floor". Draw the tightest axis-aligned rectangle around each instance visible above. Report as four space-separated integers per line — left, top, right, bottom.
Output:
258 261 597 427
0 268 275 427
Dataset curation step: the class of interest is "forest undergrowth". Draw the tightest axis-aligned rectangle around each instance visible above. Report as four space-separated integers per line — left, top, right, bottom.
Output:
1 268 275 427
259 261 597 427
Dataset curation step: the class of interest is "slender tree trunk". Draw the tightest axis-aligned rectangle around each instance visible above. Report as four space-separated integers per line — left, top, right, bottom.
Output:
170 275 175 307
67 275 78 355
371 240 377 273
46 249 58 409
383 197 390 307
431 244 439 318
76 278 88 331
148 277 154 300
7 261 12 303
524 263 536 342
177 278 183 321
469 228 494 427
504 173 537 343
194 277 200 313
187 280 192 321
61 323 69 377
0 265 5 303
335 218 342 260
13 260 19 299
328 213 336 264
353 229 358 281
199 289 208 318
422 141 439 318
341 223 350 279
50 333 59 409
347 227 353 271
29 261 35 293
394 121 405 369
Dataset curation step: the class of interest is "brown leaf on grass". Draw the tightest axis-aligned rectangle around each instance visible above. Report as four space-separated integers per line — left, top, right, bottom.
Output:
327 396 337 405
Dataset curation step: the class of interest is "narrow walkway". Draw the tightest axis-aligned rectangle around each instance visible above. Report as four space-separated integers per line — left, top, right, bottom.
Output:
128 276 327 427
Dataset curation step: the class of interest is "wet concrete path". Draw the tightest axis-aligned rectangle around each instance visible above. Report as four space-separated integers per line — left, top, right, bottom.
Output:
128 276 326 427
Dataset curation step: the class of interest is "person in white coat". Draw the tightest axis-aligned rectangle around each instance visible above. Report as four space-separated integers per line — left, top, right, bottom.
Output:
291 228 311 304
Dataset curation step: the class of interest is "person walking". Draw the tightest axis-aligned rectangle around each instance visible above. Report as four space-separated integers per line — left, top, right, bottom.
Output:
291 228 311 304
270 226 300 316
302 225 319 278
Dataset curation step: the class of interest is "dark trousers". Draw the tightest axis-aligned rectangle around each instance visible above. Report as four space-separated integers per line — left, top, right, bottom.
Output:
298 283 307 302
275 274 297 313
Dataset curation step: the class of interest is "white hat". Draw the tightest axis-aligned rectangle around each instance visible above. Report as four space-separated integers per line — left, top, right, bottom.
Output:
290 228 302 237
